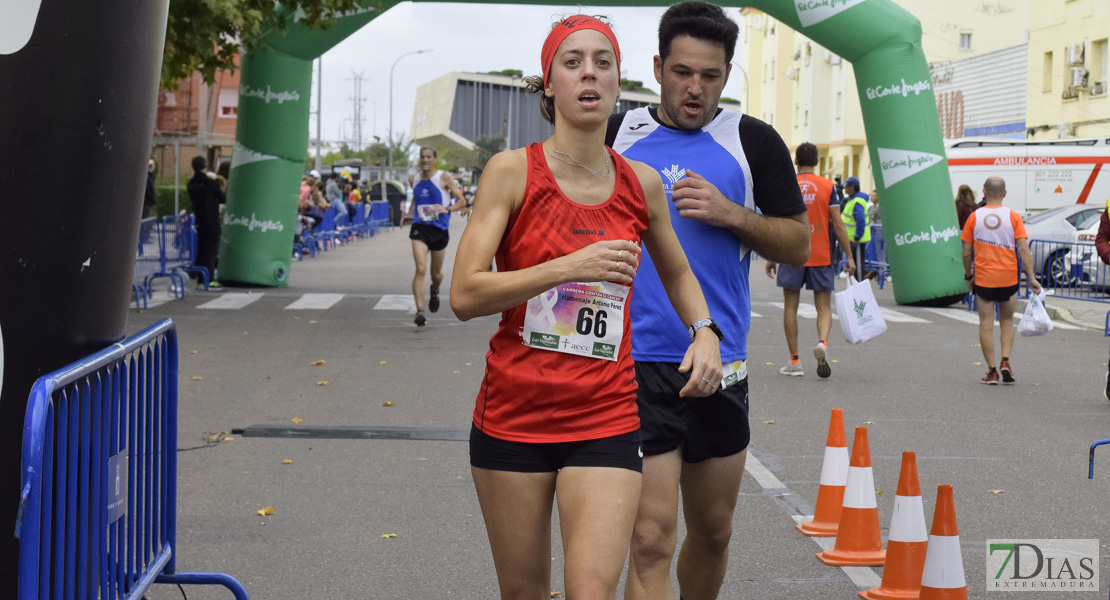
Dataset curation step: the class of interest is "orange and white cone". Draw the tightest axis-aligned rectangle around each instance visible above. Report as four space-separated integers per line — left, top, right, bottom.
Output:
919 484 968 600
817 426 885 566
860 451 929 599
797 408 849 537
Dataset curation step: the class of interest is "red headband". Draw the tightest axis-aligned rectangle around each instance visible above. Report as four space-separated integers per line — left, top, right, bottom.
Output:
541 15 621 86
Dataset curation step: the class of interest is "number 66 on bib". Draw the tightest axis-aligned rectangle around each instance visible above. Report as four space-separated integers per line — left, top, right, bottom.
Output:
522 281 629 361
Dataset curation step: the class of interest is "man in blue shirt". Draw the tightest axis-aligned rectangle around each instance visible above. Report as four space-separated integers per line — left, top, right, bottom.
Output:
607 2 809 597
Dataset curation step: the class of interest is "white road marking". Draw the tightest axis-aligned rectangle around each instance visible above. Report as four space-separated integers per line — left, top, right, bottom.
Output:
285 293 344 310
197 293 263 310
374 294 416 311
877 306 931 323
746 454 882 589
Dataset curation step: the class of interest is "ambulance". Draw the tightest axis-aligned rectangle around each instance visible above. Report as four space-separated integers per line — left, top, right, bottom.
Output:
944 136 1110 215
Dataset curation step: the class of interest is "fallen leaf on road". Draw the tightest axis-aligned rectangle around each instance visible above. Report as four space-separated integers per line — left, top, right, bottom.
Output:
383 401 395 407
282 460 292 465
223 437 234 442
292 417 303 423
262 374 271 380
379 360 388 365
973 362 982 366
453 370 461 374
192 376 203 380
204 433 223 443
764 420 775 425
312 360 326 366
316 381 328 386
764 362 773 366
309 320 318 324
466 363 473 366
190 350 198 354
257 506 275 516
831 360 839 363
551 593 562 598
876 491 883 495
989 490 1004 494
863 421 874 425
381 533 397 538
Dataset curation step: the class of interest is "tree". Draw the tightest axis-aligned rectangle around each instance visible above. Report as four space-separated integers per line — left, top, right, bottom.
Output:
474 133 505 171
486 69 523 78
162 0 367 87
620 78 657 94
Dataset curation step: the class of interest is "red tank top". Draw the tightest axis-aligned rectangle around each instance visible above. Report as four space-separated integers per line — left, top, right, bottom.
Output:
473 142 650 443
797 173 836 267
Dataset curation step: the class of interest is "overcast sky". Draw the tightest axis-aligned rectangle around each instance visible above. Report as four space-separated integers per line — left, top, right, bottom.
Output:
312 2 750 148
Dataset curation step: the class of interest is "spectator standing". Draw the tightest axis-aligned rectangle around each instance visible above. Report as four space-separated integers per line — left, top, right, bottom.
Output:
766 142 854 378
961 176 1041 384
954 184 977 230
868 189 880 226
1093 199 1110 400
325 172 342 204
606 3 810 598
840 176 872 281
143 159 157 218
185 156 225 289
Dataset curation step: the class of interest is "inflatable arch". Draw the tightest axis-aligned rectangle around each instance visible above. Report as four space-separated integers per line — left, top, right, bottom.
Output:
222 0 966 305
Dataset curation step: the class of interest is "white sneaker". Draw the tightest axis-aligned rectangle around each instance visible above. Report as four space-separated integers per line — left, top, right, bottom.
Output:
814 343 831 379
779 363 804 377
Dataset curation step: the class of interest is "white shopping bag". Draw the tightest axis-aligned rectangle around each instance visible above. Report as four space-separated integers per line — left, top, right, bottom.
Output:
1017 291 1053 337
834 279 888 344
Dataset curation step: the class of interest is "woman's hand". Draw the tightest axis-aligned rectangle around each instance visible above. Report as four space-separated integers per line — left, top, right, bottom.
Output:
557 239 641 285
677 330 722 398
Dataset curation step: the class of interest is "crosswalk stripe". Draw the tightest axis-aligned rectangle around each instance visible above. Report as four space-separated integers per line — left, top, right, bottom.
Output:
769 302 829 320
285 293 344 310
878 306 931 323
197 293 263 310
374 294 416 311
922 307 980 324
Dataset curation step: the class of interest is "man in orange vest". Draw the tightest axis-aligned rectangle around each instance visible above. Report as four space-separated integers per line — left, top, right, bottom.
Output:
767 142 854 378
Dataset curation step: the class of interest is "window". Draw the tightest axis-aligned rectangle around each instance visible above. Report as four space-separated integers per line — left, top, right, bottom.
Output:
959 31 972 51
1092 38 1108 93
804 109 809 126
771 58 776 80
1043 51 1054 91
835 92 842 119
218 89 238 118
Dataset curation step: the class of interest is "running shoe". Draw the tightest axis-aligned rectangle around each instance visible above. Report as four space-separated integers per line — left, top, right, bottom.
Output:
999 359 1015 384
981 368 999 385
197 280 222 291
1104 371 1109 402
429 285 440 313
414 310 426 327
779 363 804 377
814 342 831 379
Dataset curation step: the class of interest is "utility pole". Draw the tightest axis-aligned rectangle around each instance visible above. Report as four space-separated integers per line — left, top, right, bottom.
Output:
315 57 323 171
347 71 367 152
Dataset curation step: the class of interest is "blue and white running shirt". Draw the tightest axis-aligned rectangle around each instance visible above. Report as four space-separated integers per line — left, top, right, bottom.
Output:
607 107 805 363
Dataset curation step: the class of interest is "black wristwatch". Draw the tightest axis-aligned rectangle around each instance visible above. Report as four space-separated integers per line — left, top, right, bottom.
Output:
964 273 974 281
689 318 724 342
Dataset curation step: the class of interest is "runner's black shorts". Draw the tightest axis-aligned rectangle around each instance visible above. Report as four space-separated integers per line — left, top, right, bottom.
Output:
469 424 643 473
409 222 449 252
635 362 750 463
974 283 1019 303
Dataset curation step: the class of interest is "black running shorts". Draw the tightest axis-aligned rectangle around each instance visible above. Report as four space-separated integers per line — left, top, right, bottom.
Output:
635 361 750 463
409 223 450 252
974 283 1019 303
469 424 643 473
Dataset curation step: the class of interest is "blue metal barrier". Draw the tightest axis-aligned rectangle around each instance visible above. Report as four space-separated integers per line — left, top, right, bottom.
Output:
16 319 248 600
132 217 161 310
369 201 392 230
1027 238 1110 334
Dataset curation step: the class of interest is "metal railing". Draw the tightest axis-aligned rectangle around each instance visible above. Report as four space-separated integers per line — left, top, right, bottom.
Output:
16 319 248 600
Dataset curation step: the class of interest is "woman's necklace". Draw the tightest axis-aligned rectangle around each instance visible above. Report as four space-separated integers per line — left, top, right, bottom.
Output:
546 140 611 180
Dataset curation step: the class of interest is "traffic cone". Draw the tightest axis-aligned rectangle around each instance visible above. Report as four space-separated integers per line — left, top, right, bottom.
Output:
816 426 885 566
919 485 968 600
860 451 929 599
796 408 848 537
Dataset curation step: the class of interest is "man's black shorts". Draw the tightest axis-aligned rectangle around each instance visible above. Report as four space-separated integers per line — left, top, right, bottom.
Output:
974 283 1019 303
635 361 750 463
409 223 449 252
469 424 643 473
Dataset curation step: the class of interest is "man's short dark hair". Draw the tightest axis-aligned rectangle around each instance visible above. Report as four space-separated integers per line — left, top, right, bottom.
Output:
191 156 206 172
659 1 739 65
420 146 438 158
795 142 819 168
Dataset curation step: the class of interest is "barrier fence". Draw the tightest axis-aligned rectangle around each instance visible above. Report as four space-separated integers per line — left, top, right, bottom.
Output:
15 318 248 600
1025 238 1110 334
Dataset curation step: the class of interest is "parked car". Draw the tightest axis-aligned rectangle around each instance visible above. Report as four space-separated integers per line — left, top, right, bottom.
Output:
1023 205 1105 286
1072 211 1110 292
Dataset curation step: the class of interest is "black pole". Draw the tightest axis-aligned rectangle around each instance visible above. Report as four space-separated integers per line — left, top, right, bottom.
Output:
0 0 169 593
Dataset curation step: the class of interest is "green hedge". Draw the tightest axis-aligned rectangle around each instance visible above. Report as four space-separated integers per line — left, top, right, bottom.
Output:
154 185 191 217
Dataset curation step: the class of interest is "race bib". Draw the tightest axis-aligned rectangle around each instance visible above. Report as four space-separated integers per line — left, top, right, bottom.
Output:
417 205 439 222
522 281 629 361
720 359 747 390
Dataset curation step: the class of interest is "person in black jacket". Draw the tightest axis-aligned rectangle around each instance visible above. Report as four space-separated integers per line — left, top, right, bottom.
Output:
186 156 225 289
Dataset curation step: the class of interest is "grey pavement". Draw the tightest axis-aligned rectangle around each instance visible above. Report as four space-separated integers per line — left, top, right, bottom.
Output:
125 219 1110 600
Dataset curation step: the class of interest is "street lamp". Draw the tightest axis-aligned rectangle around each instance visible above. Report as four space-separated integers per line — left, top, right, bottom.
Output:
389 49 433 171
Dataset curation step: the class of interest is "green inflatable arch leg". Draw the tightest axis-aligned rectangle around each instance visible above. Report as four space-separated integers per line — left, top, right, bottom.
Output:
224 0 965 304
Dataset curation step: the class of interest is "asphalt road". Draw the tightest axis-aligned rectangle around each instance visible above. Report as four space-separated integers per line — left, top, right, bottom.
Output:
128 217 1110 599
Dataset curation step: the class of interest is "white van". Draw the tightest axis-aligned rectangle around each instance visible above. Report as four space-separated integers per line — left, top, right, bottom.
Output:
945 137 1110 215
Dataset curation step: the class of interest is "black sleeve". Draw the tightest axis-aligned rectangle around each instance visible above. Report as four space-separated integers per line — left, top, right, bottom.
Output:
144 176 157 207
738 115 806 218
208 178 227 204
604 112 626 148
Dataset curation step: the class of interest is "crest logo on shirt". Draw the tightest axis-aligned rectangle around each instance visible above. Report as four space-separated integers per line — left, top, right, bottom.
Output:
661 165 686 185
984 213 1003 231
